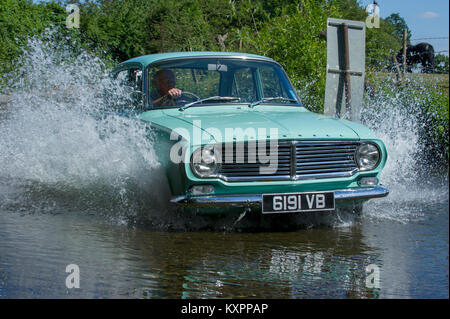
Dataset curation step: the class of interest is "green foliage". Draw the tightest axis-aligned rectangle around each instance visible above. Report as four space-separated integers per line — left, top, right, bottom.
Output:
435 54 449 74
332 0 366 21
0 0 66 78
146 0 217 53
240 0 342 112
1 0 410 80
409 83 449 164
365 18 404 70
74 0 153 62
367 74 449 164
422 83 449 145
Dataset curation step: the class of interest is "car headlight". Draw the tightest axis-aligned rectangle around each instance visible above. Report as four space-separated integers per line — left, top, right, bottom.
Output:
356 143 380 171
190 145 221 178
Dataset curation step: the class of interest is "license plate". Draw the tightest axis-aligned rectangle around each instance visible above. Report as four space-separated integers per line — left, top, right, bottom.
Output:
262 191 335 214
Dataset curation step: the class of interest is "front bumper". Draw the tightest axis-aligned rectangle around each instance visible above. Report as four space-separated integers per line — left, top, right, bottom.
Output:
171 185 389 208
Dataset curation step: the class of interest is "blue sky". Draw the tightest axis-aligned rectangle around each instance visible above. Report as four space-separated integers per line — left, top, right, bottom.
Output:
360 0 449 55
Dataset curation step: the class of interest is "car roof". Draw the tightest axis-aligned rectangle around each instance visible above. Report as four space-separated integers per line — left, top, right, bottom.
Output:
119 51 276 68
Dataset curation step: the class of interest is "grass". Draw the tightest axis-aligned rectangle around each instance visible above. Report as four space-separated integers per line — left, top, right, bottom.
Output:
404 73 449 94
369 71 449 94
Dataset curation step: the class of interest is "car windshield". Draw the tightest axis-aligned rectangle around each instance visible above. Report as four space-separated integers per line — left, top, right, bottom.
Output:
148 58 300 108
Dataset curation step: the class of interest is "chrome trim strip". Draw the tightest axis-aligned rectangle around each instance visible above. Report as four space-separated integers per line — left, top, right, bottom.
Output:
172 194 263 207
171 185 389 207
334 185 389 200
292 169 358 181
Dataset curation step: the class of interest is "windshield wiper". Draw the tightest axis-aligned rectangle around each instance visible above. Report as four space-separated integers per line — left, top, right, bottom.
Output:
179 96 241 111
249 97 298 108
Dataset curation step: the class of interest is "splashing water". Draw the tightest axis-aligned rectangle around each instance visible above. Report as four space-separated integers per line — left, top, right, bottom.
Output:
361 80 448 223
0 30 169 225
0 31 447 229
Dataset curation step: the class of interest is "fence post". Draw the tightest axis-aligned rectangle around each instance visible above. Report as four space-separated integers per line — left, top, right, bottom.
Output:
393 55 404 86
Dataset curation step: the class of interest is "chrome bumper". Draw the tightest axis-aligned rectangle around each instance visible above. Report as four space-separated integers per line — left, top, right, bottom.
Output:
171 186 389 207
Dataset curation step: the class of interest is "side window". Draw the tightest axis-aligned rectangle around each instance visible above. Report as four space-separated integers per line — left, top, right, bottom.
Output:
116 69 128 83
259 66 287 98
114 67 143 108
115 68 142 91
232 68 256 102
129 69 143 91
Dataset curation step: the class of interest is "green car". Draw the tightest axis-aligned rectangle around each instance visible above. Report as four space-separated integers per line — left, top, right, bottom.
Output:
112 51 388 215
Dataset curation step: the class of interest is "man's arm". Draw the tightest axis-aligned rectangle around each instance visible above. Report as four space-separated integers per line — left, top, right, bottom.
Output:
152 88 182 106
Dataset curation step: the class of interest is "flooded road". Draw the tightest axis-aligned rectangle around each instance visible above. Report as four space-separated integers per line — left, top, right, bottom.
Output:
0 185 448 299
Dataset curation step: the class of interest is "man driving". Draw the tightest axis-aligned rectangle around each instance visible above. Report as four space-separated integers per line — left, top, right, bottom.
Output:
152 69 182 107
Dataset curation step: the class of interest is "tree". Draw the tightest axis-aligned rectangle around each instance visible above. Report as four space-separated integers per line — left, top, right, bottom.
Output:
241 0 342 112
331 0 366 21
146 0 216 53
0 0 65 80
385 13 411 44
366 18 404 70
75 0 151 62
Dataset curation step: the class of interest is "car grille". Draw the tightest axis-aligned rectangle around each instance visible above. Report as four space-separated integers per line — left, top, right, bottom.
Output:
218 140 359 182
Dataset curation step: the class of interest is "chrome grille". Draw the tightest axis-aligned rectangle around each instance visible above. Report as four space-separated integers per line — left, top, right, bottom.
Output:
219 142 291 182
217 140 359 182
295 141 359 179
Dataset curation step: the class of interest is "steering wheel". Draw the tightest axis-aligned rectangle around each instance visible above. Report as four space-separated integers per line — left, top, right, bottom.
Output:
176 91 200 104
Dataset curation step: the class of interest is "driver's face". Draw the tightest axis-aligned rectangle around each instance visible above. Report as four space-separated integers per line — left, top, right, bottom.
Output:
155 70 175 96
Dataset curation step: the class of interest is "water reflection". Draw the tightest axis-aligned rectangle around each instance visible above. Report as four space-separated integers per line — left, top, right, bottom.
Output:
362 203 449 298
1 209 390 299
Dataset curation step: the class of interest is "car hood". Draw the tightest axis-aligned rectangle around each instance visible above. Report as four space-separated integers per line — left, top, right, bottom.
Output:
142 105 377 144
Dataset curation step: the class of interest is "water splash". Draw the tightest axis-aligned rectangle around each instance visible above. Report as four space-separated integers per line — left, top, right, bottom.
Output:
361 77 448 223
0 30 166 225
